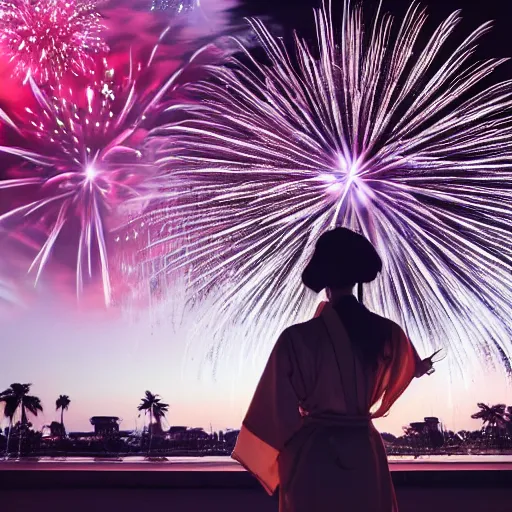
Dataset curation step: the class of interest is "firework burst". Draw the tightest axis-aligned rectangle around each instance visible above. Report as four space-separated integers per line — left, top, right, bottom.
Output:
147 1 512 372
0 0 108 84
0 39 209 304
0 0 240 307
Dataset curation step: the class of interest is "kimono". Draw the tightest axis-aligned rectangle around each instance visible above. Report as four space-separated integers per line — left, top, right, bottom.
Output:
232 301 423 512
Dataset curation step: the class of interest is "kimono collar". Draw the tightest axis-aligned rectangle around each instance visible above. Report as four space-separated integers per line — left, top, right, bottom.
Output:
318 301 361 412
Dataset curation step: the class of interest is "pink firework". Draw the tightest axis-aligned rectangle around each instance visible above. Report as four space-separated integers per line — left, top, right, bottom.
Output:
0 48 198 304
0 0 237 306
0 0 108 84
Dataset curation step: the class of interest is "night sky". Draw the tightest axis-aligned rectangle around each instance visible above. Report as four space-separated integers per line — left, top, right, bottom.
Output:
236 1 512 78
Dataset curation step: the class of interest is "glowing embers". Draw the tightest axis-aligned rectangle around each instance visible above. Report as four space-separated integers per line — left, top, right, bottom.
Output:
150 0 199 14
0 0 108 84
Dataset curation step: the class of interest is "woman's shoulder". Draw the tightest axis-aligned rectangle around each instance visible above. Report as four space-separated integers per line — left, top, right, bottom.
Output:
287 315 325 333
365 309 404 336
279 317 327 349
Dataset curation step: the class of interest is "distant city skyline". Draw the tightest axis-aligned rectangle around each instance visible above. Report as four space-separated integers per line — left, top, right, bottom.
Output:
2 289 511 437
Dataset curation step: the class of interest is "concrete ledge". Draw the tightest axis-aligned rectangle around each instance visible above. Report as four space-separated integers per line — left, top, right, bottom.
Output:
1 462 512 490
1 483 512 512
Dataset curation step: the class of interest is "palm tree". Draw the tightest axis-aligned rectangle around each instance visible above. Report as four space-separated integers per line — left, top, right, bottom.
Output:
506 406 512 435
55 395 70 436
138 391 169 453
0 388 17 457
0 383 43 457
472 403 507 428
471 403 507 446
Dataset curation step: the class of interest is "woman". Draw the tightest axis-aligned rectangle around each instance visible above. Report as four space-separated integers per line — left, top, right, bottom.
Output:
232 228 439 512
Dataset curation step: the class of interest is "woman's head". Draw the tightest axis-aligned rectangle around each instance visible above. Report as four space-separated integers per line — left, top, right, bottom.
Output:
301 228 382 294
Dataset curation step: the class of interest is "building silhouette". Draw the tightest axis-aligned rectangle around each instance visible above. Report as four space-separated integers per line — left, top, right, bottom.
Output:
90 417 121 436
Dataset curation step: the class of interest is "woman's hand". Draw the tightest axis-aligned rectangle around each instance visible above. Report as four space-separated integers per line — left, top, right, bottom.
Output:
416 357 434 377
416 349 446 377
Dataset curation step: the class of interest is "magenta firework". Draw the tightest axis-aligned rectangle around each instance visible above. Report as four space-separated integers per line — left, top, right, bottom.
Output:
147 1 512 371
0 0 239 306
0 0 108 84
0 38 215 305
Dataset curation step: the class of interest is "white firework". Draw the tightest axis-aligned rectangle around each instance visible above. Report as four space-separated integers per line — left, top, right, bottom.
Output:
144 1 512 372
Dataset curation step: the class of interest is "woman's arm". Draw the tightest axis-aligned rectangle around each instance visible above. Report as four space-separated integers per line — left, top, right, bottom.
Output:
232 329 301 495
389 323 435 379
415 355 434 378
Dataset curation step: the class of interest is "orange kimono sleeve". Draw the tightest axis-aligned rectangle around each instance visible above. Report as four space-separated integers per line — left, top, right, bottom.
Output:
232 329 302 495
313 300 328 318
370 322 418 419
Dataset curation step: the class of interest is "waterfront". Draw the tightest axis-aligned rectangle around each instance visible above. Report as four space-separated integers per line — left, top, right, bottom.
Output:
1 455 512 471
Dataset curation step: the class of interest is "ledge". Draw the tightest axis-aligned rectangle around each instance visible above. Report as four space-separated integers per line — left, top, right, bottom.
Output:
1 460 511 490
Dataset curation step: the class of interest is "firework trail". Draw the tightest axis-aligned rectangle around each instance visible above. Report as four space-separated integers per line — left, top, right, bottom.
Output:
0 0 108 84
147 0 512 372
0 230 40 313
0 275 20 309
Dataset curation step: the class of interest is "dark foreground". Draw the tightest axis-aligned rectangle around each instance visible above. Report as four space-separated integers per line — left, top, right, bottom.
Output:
2 488 512 512
1 461 511 512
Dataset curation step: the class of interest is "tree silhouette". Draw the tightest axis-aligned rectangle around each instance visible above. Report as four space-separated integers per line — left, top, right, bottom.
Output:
55 395 71 436
138 391 169 453
0 383 43 456
471 403 507 446
48 421 65 438
506 406 512 435
471 403 507 429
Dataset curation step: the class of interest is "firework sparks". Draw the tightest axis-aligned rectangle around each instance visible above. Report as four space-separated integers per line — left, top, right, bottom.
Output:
0 0 240 307
0 40 205 304
151 0 199 14
147 1 512 372
0 0 108 84
0 231 38 313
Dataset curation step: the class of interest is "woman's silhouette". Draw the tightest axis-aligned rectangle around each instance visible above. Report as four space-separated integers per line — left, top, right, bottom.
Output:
232 228 438 512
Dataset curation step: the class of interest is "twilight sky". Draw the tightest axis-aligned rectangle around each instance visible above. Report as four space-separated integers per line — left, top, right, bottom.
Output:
1 285 511 436
1 0 512 436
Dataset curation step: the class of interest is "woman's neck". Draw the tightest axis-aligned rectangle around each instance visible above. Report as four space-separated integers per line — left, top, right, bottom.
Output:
327 287 355 303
